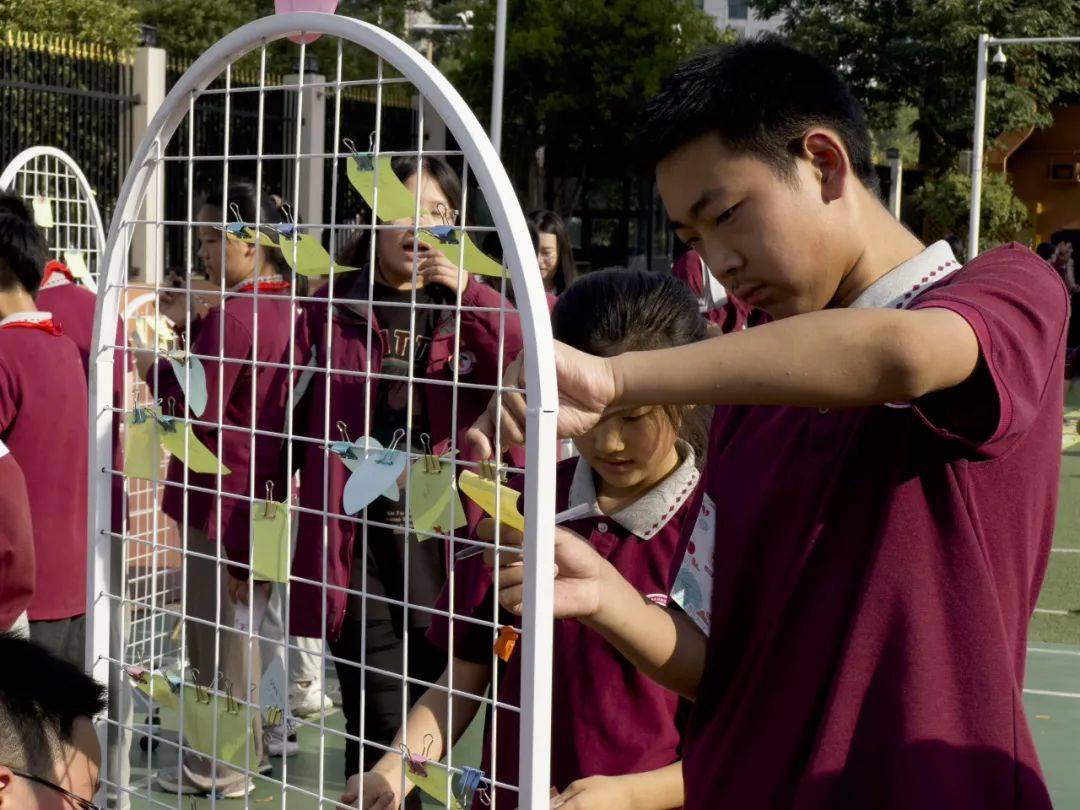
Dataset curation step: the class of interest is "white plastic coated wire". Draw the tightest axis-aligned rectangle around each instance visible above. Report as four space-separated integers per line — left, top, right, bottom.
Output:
87 12 557 810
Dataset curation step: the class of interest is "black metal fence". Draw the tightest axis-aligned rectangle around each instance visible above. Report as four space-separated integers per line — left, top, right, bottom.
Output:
0 30 136 223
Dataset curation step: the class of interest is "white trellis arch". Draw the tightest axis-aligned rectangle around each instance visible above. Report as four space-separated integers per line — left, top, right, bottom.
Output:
87 12 557 808
0 145 105 293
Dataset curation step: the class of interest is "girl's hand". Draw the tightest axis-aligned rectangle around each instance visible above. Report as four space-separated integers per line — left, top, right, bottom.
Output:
227 574 271 606
481 524 607 620
418 249 469 297
551 775 637 809
340 769 402 809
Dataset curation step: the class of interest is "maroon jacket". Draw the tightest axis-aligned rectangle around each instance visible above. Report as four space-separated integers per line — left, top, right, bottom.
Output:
292 273 523 640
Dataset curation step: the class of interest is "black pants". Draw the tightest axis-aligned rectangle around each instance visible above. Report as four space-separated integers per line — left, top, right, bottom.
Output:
330 613 447 780
29 614 86 669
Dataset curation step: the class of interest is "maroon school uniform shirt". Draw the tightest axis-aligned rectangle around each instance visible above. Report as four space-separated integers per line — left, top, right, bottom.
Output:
672 249 764 332
36 262 96 375
0 312 88 621
0 439 34 630
428 444 701 807
292 272 523 640
681 242 1064 809
150 281 295 565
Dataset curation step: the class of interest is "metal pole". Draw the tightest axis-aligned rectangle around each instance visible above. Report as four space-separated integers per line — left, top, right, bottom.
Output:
490 0 507 155
967 33 989 260
886 147 902 219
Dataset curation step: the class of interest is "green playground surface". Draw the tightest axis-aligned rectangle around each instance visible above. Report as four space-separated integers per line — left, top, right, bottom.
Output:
127 394 1080 808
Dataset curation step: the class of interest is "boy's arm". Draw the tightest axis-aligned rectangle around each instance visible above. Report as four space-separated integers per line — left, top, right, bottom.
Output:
555 762 684 810
342 658 490 806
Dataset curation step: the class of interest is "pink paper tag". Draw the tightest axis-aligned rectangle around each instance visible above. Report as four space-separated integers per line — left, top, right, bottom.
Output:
274 0 340 43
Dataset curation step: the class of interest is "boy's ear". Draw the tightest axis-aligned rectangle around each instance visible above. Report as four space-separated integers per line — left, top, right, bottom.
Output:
799 130 849 204
0 765 14 805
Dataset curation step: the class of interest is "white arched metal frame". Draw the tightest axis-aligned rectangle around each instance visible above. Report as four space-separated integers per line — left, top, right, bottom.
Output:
0 145 106 293
88 12 557 809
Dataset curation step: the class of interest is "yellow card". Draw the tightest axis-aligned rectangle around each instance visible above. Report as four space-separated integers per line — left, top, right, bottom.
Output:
277 232 360 278
63 250 90 281
417 229 505 279
404 762 464 810
158 418 231 476
180 685 255 769
458 470 524 531
123 414 162 480
409 457 467 539
251 500 290 583
346 154 422 222
136 673 179 710
32 196 54 228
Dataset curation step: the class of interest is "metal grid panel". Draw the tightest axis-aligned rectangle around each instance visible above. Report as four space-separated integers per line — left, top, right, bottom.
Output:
88 14 556 810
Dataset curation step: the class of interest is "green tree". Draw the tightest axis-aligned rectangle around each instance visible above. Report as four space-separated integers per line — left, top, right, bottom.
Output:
751 0 1080 173
435 0 730 211
913 171 1031 256
0 0 139 48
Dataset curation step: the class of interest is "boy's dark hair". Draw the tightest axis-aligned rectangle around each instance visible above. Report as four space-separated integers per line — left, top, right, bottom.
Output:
527 209 578 294
0 192 48 297
0 633 106 778
641 37 879 195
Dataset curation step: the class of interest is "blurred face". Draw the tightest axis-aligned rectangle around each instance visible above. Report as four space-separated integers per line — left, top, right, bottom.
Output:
574 405 680 497
537 232 559 285
0 717 101 810
656 131 859 319
375 172 455 286
196 205 258 287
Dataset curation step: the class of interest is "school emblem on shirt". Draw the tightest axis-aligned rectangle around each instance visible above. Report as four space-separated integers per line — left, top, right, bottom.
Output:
671 493 716 635
455 350 476 376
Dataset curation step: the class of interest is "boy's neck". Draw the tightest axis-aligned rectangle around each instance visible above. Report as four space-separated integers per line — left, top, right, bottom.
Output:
830 199 927 309
0 288 39 319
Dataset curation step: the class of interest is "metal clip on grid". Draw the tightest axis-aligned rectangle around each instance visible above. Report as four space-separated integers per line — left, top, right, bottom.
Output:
155 396 178 433
379 428 406 465
455 766 486 805
342 135 375 171
420 433 441 474
400 734 436 777
264 480 276 519
495 625 520 662
329 420 358 460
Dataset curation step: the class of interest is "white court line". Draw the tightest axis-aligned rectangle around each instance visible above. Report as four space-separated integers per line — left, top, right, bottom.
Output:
1029 646 1080 656
1050 547 1080 553
1034 608 1072 616
1024 688 1080 700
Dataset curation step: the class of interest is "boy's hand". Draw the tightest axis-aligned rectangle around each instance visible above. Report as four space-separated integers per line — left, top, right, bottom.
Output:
226 574 271 606
467 342 619 459
340 770 401 809
551 775 638 809
480 522 607 619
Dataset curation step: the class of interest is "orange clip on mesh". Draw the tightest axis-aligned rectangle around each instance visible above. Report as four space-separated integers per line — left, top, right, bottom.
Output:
494 625 520 662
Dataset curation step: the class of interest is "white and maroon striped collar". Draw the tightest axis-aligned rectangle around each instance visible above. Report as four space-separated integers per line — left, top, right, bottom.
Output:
850 240 961 311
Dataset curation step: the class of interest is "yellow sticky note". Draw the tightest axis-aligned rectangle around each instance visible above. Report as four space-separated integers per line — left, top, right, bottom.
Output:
124 415 162 480
405 763 464 810
63 250 89 281
277 232 360 278
251 500 290 583
180 686 255 769
409 457 467 539
346 154 423 222
32 196 54 228
458 470 524 531
417 229 505 279
133 672 179 710
226 226 277 248
158 418 231 476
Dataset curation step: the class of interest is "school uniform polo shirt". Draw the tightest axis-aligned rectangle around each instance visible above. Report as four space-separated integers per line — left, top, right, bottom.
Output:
36 269 96 377
0 312 89 620
682 242 1063 809
429 443 701 807
0 439 34 630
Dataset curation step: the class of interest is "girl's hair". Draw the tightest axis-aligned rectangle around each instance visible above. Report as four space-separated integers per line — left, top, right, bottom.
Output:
338 155 462 271
527 209 577 294
553 268 710 459
197 180 293 279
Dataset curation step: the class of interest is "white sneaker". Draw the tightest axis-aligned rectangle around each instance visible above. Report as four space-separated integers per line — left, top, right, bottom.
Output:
264 719 299 757
290 680 333 717
154 766 254 798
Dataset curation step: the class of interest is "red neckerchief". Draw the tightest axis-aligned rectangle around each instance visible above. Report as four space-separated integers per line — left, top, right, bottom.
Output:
42 260 76 286
232 275 291 294
0 316 62 336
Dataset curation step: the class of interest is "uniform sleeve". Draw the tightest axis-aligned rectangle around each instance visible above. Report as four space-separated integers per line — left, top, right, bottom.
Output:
426 554 501 665
457 279 524 389
911 245 1069 454
0 356 18 436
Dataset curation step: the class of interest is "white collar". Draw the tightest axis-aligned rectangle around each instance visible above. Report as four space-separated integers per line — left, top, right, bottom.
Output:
850 240 961 310
0 311 51 326
568 439 700 540
701 259 728 311
0 438 8 460
39 271 70 291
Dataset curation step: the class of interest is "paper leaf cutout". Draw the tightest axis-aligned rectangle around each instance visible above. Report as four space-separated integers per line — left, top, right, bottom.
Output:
409 456 467 539
251 500 290 582
168 353 208 418
343 443 407 515
158 415 231 475
32 196 54 228
346 154 423 222
277 231 361 278
404 761 464 810
458 470 524 531
417 228 505 279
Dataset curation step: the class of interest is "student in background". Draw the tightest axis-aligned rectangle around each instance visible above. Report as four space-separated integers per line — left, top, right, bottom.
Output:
0 439 33 636
528 209 577 296
351 270 705 809
0 193 88 668
671 247 762 335
0 633 106 809
473 39 1063 809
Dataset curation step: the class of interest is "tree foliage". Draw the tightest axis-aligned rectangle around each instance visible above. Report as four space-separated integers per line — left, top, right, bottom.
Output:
0 0 140 49
913 171 1031 254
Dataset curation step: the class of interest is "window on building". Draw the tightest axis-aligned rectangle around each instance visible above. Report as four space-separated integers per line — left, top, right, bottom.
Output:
728 0 749 19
